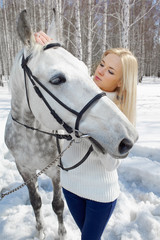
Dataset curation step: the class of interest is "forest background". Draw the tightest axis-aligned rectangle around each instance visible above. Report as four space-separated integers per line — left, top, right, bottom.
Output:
0 0 160 84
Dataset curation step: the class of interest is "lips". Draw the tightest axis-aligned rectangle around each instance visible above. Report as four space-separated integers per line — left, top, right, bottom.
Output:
95 76 101 81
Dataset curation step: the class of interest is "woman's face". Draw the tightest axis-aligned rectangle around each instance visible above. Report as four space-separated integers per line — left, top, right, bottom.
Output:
93 53 123 92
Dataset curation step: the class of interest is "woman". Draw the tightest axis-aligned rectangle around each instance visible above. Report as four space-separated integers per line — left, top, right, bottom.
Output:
35 31 138 240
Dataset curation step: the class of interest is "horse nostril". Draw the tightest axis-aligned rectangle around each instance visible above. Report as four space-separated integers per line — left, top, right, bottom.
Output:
119 138 133 154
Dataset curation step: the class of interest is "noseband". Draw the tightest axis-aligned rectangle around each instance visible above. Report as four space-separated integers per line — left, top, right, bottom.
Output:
12 43 106 171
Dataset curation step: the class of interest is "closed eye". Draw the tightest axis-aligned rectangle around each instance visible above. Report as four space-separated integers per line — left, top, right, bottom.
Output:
49 73 66 85
100 63 104 67
108 70 114 75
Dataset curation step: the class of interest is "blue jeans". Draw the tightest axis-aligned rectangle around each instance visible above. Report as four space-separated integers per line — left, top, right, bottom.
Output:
63 188 117 240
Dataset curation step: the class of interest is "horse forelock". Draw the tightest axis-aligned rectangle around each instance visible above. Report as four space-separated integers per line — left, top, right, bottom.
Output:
31 43 44 58
31 42 61 60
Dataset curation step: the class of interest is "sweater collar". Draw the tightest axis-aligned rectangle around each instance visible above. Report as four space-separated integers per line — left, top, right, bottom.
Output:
105 91 116 101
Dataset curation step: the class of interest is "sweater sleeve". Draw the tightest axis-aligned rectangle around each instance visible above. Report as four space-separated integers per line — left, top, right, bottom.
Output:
99 154 121 171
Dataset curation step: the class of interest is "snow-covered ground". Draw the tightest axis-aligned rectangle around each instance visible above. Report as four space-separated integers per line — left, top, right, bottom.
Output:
0 78 160 240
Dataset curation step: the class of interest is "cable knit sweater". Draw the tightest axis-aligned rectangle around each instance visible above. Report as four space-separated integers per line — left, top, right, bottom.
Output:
60 92 121 203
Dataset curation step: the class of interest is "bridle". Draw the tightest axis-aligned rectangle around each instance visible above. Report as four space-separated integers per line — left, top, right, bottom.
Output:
12 43 106 171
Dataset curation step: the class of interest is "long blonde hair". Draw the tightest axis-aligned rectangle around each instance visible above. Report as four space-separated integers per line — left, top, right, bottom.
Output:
102 48 138 126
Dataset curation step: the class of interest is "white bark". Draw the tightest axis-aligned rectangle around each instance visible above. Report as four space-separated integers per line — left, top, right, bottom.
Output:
75 0 82 60
121 0 130 48
3 5 11 75
66 6 75 50
87 0 92 74
102 1 108 52
54 0 63 42
140 0 146 78
38 1 43 31
59 0 63 42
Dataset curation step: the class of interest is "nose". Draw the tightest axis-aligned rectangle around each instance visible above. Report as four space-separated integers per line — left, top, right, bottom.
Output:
119 138 133 155
98 67 105 76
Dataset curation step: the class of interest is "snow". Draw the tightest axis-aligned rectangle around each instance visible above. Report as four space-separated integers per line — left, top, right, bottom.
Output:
0 78 160 240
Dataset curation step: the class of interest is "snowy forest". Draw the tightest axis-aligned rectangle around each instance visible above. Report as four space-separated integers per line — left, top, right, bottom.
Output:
0 0 160 83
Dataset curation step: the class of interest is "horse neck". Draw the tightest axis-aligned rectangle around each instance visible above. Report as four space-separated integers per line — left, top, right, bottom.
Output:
10 55 35 125
11 88 35 126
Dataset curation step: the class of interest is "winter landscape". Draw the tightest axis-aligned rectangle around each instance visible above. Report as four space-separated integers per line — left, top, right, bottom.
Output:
0 78 160 240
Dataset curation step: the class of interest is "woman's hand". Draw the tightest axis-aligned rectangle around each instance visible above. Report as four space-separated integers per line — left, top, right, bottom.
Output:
34 31 52 45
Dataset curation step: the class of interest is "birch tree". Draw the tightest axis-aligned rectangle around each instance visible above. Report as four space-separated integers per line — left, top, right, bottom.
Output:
139 0 146 80
102 1 108 52
3 2 11 76
86 0 92 74
157 18 160 77
55 0 63 42
121 0 130 48
65 5 75 50
75 0 82 60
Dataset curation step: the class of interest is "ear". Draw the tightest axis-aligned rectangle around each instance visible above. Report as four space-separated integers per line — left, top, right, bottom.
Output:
17 10 35 47
117 79 122 88
47 8 59 42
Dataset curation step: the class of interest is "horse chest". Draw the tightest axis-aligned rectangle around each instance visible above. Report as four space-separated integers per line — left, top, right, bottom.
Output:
6 119 58 167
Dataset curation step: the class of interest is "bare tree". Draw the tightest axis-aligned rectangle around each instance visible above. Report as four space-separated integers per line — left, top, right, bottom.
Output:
86 0 93 74
102 1 108 52
121 0 130 48
75 0 82 60
55 0 63 42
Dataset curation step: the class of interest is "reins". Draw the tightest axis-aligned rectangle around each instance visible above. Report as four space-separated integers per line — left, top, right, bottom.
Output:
0 139 75 201
11 115 72 141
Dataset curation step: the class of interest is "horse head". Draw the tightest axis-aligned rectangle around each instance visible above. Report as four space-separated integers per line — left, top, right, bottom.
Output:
11 10 138 159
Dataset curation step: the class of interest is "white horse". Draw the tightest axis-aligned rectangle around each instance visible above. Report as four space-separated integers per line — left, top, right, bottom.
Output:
4 10 138 240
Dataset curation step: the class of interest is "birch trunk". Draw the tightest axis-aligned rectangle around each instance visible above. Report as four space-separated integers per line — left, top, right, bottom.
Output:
59 0 63 42
102 1 108 52
55 0 63 42
140 0 146 79
32 0 36 31
75 0 82 60
87 0 92 74
157 19 160 77
0 9 3 85
66 5 75 50
3 5 11 75
121 0 130 48
37 1 43 31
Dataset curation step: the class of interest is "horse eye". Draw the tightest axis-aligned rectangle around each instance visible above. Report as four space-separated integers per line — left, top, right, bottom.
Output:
49 74 66 85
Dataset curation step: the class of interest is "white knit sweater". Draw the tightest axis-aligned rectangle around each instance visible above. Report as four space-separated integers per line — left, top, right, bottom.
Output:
60 92 121 203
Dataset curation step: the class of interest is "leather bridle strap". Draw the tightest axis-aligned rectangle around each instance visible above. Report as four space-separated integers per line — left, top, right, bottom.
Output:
12 115 72 140
75 92 106 137
58 144 94 171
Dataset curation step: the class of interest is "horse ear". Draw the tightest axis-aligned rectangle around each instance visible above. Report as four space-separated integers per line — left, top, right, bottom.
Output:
47 8 59 42
17 10 35 47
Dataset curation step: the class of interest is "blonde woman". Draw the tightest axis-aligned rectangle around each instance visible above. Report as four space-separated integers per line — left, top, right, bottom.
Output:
94 48 137 126
35 32 138 240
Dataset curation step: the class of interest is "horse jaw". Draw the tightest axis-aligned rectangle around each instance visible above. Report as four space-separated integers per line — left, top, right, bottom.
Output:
79 98 138 158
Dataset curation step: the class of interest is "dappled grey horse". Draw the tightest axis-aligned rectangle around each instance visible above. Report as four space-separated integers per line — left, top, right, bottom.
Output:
5 10 138 240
